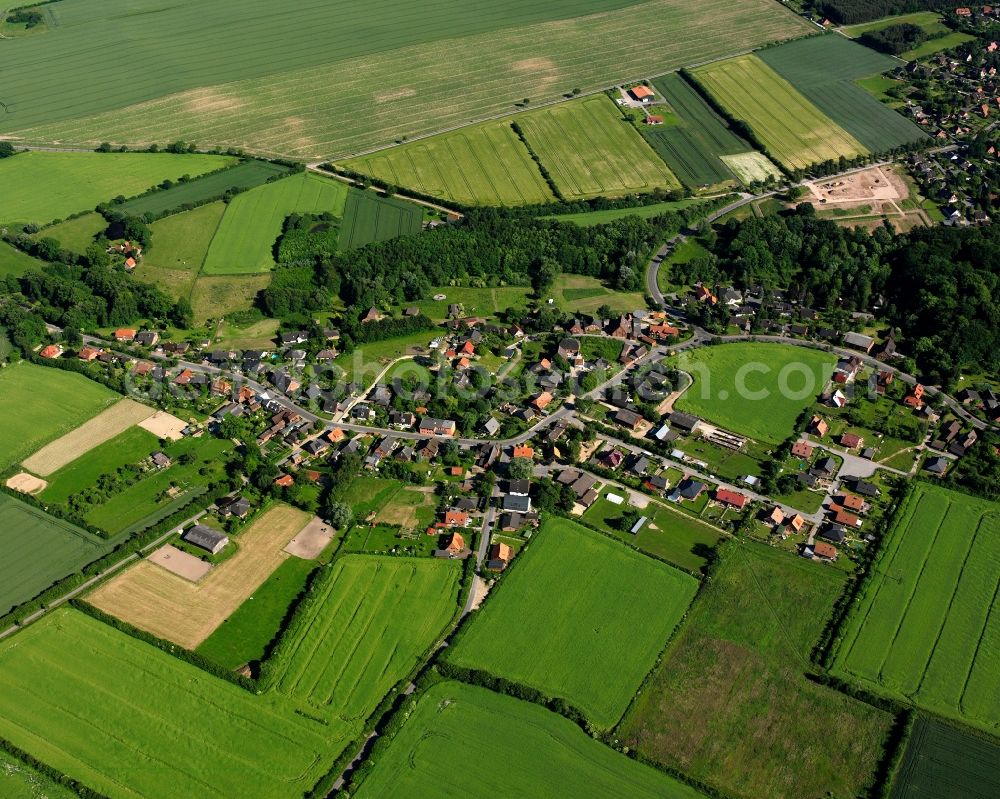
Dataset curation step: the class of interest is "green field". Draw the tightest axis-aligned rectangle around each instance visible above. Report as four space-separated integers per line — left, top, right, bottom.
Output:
0 240 46 279
190 274 273 323
120 159 292 217
0 749 78 799
338 189 424 250
3 0 809 160
448 517 697 728
674 343 836 444
518 95 681 199
0 362 119 472
197 556 319 670
644 73 754 187
354 680 707 799
400 284 532 321
140 201 228 299
342 120 554 206
621 542 893 799
36 212 107 254
720 151 782 183
333 329 437 385
0 151 235 225
758 36 927 153
902 30 976 60
694 55 867 170
267 556 460 722
890 715 1000 799
202 172 349 274
841 11 949 38
0 609 345 799
551 273 645 314
832 483 1000 732
547 196 709 226
39 426 161 505
0 494 107 616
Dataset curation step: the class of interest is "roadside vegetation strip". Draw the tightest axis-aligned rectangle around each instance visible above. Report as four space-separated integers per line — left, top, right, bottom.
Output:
446 516 698 729
0 151 236 225
756 35 927 153
518 95 681 199
87 504 310 649
672 343 836 446
890 715 1000 799
832 483 1000 731
338 189 424 251
201 171 349 275
118 159 292 217
693 55 868 170
5 0 810 159
0 494 107 617
341 120 554 206
0 608 346 799
267 555 460 721
352 680 708 799
621 541 894 799
0 362 120 473
21 399 155 477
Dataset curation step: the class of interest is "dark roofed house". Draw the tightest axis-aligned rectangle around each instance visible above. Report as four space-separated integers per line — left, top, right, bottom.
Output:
503 493 532 513
182 524 229 555
677 479 706 501
615 409 643 431
669 411 700 432
925 456 949 474
219 496 251 519
843 332 875 353
854 479 880 498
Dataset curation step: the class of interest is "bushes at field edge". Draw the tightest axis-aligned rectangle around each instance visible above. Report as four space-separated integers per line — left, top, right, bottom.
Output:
0 735 111 799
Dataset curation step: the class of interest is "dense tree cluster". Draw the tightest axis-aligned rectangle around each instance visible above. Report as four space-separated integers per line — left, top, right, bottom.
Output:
817 0 955 25
859 23 927 54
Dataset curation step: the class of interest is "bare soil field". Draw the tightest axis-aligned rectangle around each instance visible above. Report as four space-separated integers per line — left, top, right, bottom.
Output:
283 516 334 560
807 166 930 232
22 399 155 476
87 504 310 649
5 472 47 495
147 544 214 582
137 410 187 441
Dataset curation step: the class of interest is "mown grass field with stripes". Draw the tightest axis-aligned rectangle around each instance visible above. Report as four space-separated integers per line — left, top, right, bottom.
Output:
518 95 681 199
693 55 867 170
833 483 1000 733
446 516 698 728
267 556 460 722
338 189 425 250
644 73 756 187
890 716 1000 799
341 120 554 206
4 0 810 159
757 36 927 153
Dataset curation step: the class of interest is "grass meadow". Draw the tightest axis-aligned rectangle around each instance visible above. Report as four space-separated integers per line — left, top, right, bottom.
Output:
190 274 273 324
0 362 119 473
547 196 708 226
0 749 77 799
832 483 1000 732
202 172 348 275
673 343 836 444
268 556 460 722
5 0 810 160
354 680 706 799
400 284 531 322
0 240 46 279
338 189 424 250
721 151 782 183
694 55 867 170
120 159 291 217
890 716 1000 799
621 542 893 799
36 212 107 253
551 273 645 314
0 494 107 615
0 151 234 225
518 95 681 199
447 517 698 728
342 120 554 206
758 36 927 153
0 609 346 799
140 201 228 299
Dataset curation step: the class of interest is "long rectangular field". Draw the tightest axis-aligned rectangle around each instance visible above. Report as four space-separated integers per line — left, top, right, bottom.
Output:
202 172 349 274
353 680 707 799
267 555 460 722
693 55 867 170
518 95 681 199
447 516 698 728
0 362 119 473
4 0 811 160
338 189 424 250
0 608 346 799
119 159 292 217
0 494 107 616
341 120 555 206
621 542 893 799
757 36 927 153
0 151 235 225
832 483 1000 732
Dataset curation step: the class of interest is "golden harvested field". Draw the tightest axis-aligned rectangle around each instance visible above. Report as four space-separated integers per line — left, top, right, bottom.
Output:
694 55 866 170
6 0 809 160
22 399 155 477
87 504 310 649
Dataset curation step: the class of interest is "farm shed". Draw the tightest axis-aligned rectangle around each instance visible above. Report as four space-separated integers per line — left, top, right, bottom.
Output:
182 524 229 555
